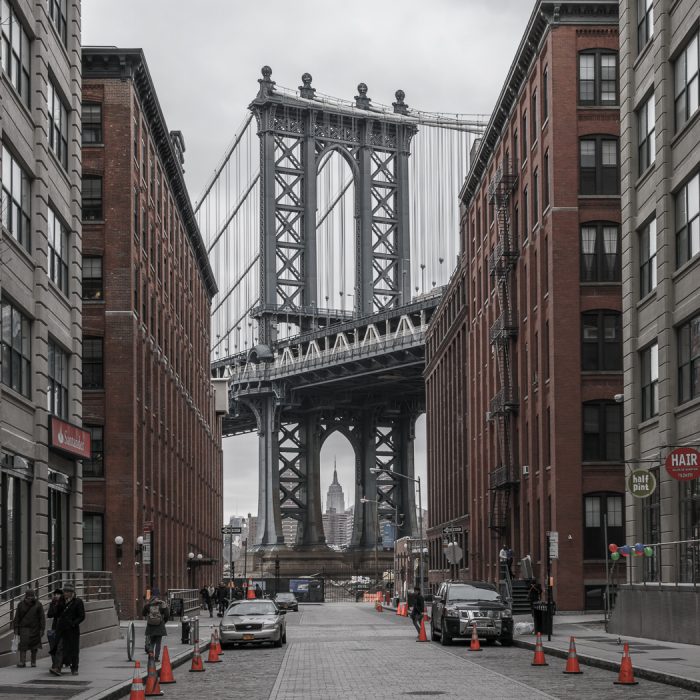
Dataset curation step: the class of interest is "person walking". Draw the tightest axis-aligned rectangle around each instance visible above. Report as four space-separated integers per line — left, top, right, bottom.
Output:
216 581 228 615
13 589 45 668
50 583 85 676
142 592 169 661
200 585 213 617
255 583 263 599
409 585 425 638
46 588 65 668
506 546 514 578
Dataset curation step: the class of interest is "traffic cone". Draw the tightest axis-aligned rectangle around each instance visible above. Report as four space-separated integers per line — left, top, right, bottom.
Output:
206 631 221 663
614 643 638 685
144 653 163 697
416 614 429 642
246 581 256 600
375 601 383 612
189 640 205 672
531 632 549 666
562 636 583 674
128 661 145 700
159 646 175 684
214 627 223 656
469 623 482 652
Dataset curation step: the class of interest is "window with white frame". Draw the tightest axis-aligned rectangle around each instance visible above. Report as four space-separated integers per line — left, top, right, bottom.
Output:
675 172 700 267
579 51 618 106
639 218 657 297
641 342 659 421
674 31 699 131
48 79 69 169
48 208 69 296
580 137 619 195
47 339 68 419
638 94 655 175
1 145 31 249
0 0 30 106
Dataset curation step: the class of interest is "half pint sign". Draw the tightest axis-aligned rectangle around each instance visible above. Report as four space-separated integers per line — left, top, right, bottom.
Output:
665 447 700 482
627 469 656 498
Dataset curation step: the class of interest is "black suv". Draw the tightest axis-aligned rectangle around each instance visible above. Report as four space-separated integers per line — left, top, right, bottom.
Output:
431 581 513 646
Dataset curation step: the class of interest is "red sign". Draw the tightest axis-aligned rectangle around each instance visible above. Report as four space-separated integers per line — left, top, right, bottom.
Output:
665 447 700 481
50 416 91 459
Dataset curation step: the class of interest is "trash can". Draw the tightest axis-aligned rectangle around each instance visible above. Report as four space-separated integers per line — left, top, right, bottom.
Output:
532 601 553 636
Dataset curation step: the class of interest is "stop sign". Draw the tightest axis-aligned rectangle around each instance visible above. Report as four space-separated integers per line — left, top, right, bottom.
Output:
665 447 700 481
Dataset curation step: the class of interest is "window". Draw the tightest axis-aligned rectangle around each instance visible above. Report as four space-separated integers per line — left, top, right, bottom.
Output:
641 342 659 420
82 257 103 301
83 514 103 571
531 89 537 142
522 186 528 240
584 494 623 559
82 176 103 221
679 480 700 582
542 67 549 121
580 223 620 282
675 172 700 266
82 103 102 144
521 112 527 161
637 0 653 53
674 32 699 131
582 311 622 371
1 299 30 397
543 150 549 210
83 337 103 389
84 426 103 477
678 314 700 404
513 130 518 171
0 1 30 106
532 169 539 224
49 0 67 45
639 218 657 297
638 94 655 175
47 339 68 418
48 80 68 169
579 51 618 106
580 137 619 195
48 208 69 296
2 145 31 250
583 402 622 461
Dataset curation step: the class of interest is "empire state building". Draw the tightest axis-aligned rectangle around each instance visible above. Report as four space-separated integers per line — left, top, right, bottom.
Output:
323 459 352 547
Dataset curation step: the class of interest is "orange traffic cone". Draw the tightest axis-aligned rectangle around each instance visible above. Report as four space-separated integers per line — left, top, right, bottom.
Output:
563 636 583 674
159 646 175 684
246 581 256 600
206 631 221 663
614 643 638 685
531 632 549 666
189 639 205 672
395 602 401 615
416 614 429 642
144 653 163 697
214 627 223 656
469 623 482 652
375 601 383 612
129 661 145 700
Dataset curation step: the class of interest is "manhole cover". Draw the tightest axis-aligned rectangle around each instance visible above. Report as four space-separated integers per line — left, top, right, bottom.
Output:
403 693 447 697
25 681 89 686
0 688 76 698
650 657 684 661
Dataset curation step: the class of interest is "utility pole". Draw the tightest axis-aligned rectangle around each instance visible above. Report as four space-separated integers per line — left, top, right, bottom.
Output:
546 532 553 642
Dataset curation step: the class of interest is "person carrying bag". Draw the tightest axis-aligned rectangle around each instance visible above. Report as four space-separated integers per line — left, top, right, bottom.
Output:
13 589 45 668
142 593 168 661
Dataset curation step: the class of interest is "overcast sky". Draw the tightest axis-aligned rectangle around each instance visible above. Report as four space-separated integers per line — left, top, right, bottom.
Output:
83 0 535 521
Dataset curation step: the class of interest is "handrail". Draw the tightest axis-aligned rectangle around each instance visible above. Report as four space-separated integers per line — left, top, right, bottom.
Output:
167 588 202 616
499 562 514 607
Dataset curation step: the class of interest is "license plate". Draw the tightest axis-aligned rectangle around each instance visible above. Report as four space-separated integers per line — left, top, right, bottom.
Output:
243 634 255 640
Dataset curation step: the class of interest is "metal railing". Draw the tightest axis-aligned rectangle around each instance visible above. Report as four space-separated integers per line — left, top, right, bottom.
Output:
629 539 700 588
167 588 202 616
0 571 114 632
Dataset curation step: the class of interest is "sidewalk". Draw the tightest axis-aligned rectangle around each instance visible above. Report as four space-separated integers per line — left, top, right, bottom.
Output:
513 613 700 693
0 616 216 700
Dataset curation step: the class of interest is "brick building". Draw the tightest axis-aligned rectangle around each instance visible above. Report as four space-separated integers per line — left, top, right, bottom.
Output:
81 48 223 616
426 0 623 610
1 0 84 588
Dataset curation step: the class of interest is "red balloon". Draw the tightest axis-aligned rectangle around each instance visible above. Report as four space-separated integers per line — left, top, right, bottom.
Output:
608 543 618 553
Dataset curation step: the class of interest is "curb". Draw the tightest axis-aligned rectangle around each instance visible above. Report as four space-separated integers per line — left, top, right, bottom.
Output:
512 638 700 694
89 641 211 700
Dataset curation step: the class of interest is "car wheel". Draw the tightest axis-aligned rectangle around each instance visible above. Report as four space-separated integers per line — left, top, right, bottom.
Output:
273 634 283 648
440 620 451 645
500 635 514 647
282 630 287 644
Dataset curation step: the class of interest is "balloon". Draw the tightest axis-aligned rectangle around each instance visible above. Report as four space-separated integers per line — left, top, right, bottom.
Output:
634 543 644 553
610 552 621 561
608 543 618 553
644 546 653 557
633 549 643 557
620 545 630 556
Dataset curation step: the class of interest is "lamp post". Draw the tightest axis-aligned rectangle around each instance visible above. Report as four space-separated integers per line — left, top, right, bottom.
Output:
136 536 144 613
114 536 124 567
370 468 424 595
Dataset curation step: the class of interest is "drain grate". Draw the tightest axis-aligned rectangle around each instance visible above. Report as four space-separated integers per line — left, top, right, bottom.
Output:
0 687 77 698
403 693 447 697
25 680 89 686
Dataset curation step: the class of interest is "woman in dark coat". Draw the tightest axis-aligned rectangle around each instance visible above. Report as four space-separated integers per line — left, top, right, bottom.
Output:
50 583 86 676
13 589 45 667
142 594 169 661
47 589 65 667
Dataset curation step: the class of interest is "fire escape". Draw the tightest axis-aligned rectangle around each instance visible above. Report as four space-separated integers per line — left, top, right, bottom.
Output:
487 157 519 537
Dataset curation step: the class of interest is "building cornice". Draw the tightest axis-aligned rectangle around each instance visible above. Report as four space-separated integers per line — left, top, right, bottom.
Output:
459 0 619 207
82 47 218 300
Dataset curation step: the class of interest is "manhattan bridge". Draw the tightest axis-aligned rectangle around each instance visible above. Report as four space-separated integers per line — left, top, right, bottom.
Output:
198 67 485 577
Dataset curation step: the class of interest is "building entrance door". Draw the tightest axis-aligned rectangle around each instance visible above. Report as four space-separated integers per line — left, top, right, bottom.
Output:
48 487 69 573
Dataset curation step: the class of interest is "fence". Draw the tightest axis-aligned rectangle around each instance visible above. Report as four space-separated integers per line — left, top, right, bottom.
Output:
167 588 202 616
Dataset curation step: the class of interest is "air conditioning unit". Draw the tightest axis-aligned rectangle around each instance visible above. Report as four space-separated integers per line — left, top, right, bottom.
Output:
485 411 493 422
522 464 530 476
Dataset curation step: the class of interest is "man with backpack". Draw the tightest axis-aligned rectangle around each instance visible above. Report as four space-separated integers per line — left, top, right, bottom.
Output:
142 592 168 661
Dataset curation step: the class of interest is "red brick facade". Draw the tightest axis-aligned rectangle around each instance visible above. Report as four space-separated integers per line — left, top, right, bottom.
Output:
426 3 622 610
81 49 223 616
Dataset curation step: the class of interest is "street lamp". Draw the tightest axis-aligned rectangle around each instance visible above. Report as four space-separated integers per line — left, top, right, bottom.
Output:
369 467 425 595
114 535 124 567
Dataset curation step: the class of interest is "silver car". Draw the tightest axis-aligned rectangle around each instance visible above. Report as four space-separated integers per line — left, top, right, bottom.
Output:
219 599 287 647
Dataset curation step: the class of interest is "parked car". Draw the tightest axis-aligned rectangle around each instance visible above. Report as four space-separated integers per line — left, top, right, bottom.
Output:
273 592 299 612
430 581 513 646
219 599 287 647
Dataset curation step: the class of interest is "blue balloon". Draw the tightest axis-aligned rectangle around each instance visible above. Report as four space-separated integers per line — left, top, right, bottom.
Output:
634 542 644 553
620 545 631 556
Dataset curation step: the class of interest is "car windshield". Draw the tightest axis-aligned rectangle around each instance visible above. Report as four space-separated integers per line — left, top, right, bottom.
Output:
447 585 500 602
275 594 295 601
227 602 277 616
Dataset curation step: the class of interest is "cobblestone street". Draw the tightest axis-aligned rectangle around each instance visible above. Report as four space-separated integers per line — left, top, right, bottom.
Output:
159 603 697 699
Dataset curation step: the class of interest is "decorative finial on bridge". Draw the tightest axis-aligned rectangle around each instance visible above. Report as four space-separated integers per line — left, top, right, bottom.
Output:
257 65 276 99
355 82 371 109
393 89 409 115
299 73 316 99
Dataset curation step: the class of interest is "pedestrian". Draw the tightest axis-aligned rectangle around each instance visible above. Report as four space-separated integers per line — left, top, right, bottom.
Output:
217 581 228 615
142 591 169 661
255 583 263 599
528 580 542 610
409 585 425 638
13 589 45 668
199 585 213 617
46 588 65 668
499 544 509 578
506 546 514 578
50 582 85 676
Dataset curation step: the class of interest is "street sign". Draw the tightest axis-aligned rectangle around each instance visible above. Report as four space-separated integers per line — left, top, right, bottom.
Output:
231 526 242 534
144 521 154 533
548 531 559 560
442 526 463 534
142 532 151 564
628 469 657 498
222 526 243 534
665 447 700 481
445 541 463 564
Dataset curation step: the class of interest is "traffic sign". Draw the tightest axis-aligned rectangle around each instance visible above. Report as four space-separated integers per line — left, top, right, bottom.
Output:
222 526 243 534
442 526 463 534
665 447 700 481
445 541 463 564
548 531 559 560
